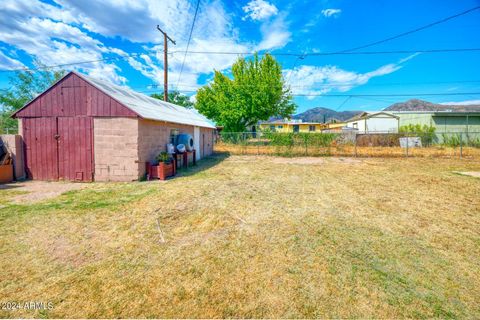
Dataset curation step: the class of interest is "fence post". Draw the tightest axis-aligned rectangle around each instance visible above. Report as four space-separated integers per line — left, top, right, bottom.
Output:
257 137 260 155
405 133 409 158
460 132 463 159
354 134 357 157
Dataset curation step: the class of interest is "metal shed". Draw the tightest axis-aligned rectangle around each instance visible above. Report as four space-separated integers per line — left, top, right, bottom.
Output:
12 71 215 182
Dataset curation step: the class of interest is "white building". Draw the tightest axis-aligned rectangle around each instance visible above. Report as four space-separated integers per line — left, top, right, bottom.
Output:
345 112 399 133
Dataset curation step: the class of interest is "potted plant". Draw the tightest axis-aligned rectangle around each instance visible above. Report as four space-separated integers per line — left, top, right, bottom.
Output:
148 152 175 180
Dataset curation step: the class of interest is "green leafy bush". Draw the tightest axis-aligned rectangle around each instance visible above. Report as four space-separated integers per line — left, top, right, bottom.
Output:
441 133 462 147
399 124 436 146
156 151 172 164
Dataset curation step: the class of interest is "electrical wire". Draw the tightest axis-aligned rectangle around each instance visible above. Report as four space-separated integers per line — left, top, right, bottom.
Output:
138 87 480 98
1 47 480 74
175 0 201 90
169 48 480 56
337 5 480 53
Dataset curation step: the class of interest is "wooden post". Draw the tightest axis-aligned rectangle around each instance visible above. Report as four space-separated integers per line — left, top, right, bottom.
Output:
354 134 357 157
405 133 409 158
460 132 463 159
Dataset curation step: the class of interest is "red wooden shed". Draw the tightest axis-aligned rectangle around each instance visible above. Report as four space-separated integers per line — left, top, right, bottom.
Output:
12 71 215 182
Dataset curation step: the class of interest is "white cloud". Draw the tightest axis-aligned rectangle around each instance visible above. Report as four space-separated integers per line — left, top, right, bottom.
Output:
0 0 126 83
243 0 278 21
0 51 24 70
285 55 416 99
441 100 480 105
56 0 192 43
398 52 421 63
0 0 291 89
124 0 253 89
256 15 291 51
321 9 341 18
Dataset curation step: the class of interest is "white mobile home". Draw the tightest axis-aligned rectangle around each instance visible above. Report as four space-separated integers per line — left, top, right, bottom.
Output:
345 112 399 133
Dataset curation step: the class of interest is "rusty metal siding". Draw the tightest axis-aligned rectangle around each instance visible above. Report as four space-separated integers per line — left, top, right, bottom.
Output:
15 73 137 118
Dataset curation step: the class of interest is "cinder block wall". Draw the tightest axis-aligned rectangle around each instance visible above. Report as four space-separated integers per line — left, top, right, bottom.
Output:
93 117 140 181
137 119 194 177
0 134 25 180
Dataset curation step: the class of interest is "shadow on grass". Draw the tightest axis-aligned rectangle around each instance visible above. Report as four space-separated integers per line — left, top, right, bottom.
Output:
174 152 230 178
0 183 24 190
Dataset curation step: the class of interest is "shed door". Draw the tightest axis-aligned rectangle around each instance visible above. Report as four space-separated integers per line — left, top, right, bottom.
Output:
57 117 93 182
23 118 59 181
23 117 93 182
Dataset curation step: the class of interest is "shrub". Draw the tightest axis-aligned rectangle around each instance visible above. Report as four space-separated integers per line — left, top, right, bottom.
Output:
399 124 436 146
156 151 172 164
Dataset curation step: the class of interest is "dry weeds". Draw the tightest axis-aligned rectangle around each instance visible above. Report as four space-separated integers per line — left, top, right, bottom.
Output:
0 155 479 318
215 143 480 159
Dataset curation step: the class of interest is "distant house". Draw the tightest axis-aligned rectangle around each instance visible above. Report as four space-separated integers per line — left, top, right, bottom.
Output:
345 112 399 133
390 111 480 133
257 120 326 133
385 99 480 133
321 121 347 132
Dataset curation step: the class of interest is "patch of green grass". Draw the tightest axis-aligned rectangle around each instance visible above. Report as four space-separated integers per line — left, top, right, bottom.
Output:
0 156 479 318
0 189 29 206
0 183 155 220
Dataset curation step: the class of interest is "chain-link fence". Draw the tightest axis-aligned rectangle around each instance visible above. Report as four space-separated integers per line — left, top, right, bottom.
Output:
215 131 480 158
0 128 18 135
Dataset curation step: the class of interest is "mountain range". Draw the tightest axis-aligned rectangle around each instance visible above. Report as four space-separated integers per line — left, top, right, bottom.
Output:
292 99 480 123
383 99 480 112
292 107 361 122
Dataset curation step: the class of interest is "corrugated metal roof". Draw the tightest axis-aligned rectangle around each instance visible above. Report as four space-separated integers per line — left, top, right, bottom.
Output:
74 71 216 129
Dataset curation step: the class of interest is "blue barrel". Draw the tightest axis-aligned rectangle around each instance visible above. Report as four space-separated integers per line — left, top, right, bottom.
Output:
176 133 194 151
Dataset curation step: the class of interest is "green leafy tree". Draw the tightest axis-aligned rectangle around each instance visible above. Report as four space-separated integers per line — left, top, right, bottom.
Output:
0 67 65 133
195 53 296 132
150 91 193 108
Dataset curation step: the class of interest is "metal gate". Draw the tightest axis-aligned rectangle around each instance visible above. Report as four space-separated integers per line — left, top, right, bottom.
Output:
23 117 93 182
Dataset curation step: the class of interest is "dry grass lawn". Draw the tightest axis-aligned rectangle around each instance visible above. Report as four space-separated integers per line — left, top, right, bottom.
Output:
0 154 479 318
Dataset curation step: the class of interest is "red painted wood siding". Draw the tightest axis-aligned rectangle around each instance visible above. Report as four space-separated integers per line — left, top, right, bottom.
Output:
58 117 93 181
23 118 58 181
15 73 138 118
22 117 94 181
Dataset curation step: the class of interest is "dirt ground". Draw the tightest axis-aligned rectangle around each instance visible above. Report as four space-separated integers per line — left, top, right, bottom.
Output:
0 180 87 203
1 155 479 318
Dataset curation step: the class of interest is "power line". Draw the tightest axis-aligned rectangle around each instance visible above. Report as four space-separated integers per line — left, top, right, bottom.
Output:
139 87 480 98
338 5 480 53
169 48 480 56
286 52 307 84
293 92 480 97
176 0 201 89
142 79 480 90
0 53 146 73
335 96 353 111
1 47 480 74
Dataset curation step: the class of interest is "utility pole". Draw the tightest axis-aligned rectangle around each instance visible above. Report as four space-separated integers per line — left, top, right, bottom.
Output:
156 25 176 102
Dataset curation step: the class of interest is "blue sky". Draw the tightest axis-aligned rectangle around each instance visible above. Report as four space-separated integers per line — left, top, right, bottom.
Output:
1 0 479 114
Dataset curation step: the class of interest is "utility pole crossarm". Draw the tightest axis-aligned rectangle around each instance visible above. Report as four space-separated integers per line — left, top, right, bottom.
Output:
156 25 176 45
156 25 176 102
